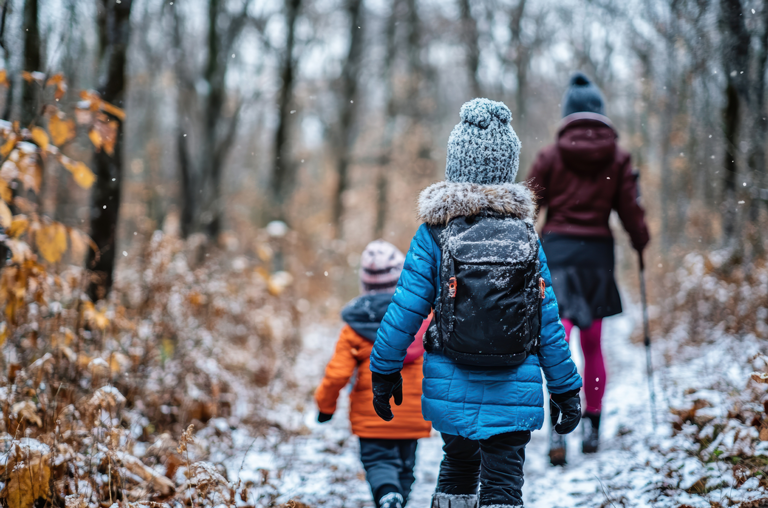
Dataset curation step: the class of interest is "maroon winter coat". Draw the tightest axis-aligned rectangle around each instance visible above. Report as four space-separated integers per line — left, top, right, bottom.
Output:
528 113 649 252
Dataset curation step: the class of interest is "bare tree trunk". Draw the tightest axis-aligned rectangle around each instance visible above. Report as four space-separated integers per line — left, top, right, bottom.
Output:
332 0 364 237
374 0 401 239
21 0 40 126
509 0 528 124
403 0 437 177
658 14 681 250
719 0 751 246
404 0 423 111
87 0 133 301
174 0 248 238
0 0 12 120
722 80 739 242
178 127 196 234
747 7 768 234
270 0 302 223
458 0 481 98
183 0 223 239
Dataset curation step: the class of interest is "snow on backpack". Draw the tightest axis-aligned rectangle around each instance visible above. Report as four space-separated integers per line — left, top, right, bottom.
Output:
425 213 545 367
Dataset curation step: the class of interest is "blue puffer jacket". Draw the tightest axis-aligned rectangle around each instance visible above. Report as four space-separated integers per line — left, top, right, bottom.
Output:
370 181 582 440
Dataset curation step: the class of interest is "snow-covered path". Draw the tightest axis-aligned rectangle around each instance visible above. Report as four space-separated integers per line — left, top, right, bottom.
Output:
226 309 675 507
522 311 655 507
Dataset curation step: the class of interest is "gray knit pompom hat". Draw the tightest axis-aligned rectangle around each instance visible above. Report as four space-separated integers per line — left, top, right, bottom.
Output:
445 98 521 185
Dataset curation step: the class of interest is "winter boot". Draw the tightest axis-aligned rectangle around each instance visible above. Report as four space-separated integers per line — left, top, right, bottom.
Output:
582 411 601 454
379 492 404 508
431 492 478 508
549 425 567 466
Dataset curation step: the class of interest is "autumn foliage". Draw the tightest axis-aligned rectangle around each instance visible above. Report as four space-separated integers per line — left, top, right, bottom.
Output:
0 226 301 507
0 72 303 507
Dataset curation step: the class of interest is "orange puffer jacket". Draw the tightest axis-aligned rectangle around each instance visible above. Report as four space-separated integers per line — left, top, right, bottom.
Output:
315 325 432 439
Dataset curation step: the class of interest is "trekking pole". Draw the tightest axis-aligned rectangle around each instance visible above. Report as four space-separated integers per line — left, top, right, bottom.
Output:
638 252 657 431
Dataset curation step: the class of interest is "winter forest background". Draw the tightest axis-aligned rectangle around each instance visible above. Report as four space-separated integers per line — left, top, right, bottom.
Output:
0 0 766 506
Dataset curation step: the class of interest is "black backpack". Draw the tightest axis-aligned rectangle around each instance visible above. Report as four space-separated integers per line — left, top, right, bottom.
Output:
425 213 545 367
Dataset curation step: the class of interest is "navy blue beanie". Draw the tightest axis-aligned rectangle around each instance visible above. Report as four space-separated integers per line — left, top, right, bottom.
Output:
562 72 605 117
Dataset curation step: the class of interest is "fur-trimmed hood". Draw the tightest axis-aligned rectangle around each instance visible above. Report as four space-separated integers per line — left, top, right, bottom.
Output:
417 181 536 226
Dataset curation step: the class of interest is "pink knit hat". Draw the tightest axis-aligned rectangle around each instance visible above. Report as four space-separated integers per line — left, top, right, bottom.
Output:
359 240 405 294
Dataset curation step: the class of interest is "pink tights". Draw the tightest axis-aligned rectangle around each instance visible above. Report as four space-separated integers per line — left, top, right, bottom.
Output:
561 318 605 414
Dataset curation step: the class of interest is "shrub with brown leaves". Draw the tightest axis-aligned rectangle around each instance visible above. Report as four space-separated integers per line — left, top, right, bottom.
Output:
0 225 302 507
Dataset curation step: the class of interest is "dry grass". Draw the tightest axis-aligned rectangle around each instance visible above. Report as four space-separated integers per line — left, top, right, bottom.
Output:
0 226 302 507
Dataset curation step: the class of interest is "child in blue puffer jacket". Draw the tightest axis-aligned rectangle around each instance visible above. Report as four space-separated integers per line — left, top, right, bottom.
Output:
369 98 583 508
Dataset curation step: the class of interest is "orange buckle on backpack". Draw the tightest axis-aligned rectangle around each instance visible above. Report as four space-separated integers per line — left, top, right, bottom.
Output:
448 277 457 298
540 278 546 299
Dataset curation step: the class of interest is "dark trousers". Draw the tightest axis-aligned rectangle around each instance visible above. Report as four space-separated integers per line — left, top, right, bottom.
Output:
359 438 418 506
437 431 531 507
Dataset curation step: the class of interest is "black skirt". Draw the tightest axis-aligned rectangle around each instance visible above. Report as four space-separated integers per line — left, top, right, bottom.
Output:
541 233 622 329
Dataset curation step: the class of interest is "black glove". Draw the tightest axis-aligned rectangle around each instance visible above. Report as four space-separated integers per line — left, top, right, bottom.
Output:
371 371 403 421
550 389 581 435
317 412 333 423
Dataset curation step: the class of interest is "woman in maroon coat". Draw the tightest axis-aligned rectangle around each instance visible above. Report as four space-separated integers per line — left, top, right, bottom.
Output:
528 73 649 466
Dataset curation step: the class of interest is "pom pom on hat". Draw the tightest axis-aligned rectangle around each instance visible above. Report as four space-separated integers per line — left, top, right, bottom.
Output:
459 99 512 129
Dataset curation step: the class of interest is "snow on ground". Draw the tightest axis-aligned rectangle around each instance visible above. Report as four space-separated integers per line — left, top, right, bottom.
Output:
224 308 767 507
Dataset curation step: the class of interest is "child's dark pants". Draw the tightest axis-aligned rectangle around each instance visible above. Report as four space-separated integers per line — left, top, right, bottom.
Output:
359 438 418 505
437 431 531 507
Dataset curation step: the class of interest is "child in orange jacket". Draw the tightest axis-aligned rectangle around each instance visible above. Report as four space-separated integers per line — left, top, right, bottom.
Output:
315 240 431 508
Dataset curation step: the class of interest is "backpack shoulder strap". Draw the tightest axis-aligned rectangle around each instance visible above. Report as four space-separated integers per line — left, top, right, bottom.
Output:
426 223 446 249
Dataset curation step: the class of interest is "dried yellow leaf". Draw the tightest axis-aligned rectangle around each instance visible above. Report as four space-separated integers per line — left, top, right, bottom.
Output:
88 128 102 151
68 228 86 260
188 292 206 306
45 74 64 86
11 401 42 427
0 200 11 228
7 216 28 238
256 244 274 262
61 159 96 189
45 74 67 100
100 100 126 121
17 153 42 194
5 439 51 508
255 266 270 281
35 222 68 263
49 114 75 146
82 301 110 330
0 69 8 87
109 352 131 374
30 127 48 150
80 90 102 112
0 133 16 157
0 178 12 202
0 322 6 347
76 352 92 369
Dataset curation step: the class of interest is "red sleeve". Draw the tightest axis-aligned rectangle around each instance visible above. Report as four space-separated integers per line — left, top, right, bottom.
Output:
614 156 650 252
527 148 553 210
314 327 359 415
